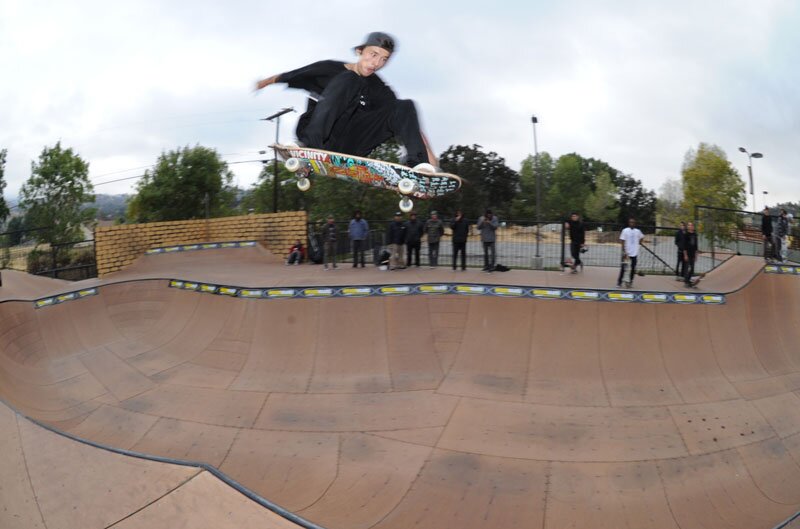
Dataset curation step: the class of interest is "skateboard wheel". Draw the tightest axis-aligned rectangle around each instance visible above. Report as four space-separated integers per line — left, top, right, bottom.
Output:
399 197 413 213
285 158 301 172
412 162 436 173
297 177 311 192
398 178 417 195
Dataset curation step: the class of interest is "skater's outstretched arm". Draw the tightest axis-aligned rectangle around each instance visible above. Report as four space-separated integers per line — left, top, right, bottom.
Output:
254 74 280 91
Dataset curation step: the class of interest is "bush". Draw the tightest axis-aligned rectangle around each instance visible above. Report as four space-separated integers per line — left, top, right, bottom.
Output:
26 246 96 275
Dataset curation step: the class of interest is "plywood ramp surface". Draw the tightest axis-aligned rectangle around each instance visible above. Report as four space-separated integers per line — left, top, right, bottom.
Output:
1 252 799 529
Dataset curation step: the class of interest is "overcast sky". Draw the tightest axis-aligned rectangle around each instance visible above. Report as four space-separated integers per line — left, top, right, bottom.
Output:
1 0 798 210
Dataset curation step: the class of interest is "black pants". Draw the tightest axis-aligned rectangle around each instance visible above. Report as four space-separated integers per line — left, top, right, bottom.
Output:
452 241 466 270
352 240 366 267
617 255 638 285
676 249 685 277
483 242 496 270
570 241 582 268
428 241 440 267
406 242 421 267
299 73 427 165
684 255 696 284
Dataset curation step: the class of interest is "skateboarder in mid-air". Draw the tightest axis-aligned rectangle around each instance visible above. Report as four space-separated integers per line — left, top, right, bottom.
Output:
255 32 438 168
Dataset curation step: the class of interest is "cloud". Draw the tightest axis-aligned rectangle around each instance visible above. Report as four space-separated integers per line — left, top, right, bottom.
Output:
1 0 798 207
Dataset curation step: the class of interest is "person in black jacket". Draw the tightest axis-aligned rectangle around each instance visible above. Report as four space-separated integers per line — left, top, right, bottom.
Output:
683 222 699 286
564 212 586 274
404 212 424 267
386 212 407 270
322 215 338 270
451 210 470 271
761 207 774 261
674 221 687 279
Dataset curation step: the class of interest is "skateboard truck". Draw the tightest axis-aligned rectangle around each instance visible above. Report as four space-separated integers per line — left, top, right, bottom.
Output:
284 157 312 191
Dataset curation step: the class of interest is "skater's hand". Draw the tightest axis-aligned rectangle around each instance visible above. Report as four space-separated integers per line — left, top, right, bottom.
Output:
254 75 279 92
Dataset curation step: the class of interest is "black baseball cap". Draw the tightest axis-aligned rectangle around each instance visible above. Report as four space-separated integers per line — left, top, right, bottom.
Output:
355 32 396 54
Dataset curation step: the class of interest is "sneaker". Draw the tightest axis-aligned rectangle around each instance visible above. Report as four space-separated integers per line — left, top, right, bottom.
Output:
570 269 578 274
323 266 329 271
616 282 622 288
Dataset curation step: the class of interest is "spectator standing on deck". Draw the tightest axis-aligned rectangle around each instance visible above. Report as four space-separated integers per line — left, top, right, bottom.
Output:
404 212 424 267
477 209 499 272
617 218 644 288
451 210 469 271
424 210 444 268
674 221 687 279
761 207 774 262
564 212 586 274
348 210 369 268
777 209 789 262
323 215 338 270
386 212 407 270
683 221 699 286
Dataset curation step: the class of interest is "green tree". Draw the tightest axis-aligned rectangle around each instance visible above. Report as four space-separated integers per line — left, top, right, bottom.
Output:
656 178 685 226
127 145 235 222
20 142 95 245
615 174 656 227
0 149 9 226
681 143 746 214
433 144 519 219
546 153 591 219
5 216 26 246
511 152 554 220
584 171 619 222
681 143 746 242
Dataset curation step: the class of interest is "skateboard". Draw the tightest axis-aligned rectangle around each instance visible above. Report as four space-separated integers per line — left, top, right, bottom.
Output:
686 273 706 288
271 144 462 213
618 257 630 287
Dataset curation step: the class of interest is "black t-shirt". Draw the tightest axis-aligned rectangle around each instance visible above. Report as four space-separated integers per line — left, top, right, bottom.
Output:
684 232 698 255
567 220 585 244
278 60 397 147
278 60 396 109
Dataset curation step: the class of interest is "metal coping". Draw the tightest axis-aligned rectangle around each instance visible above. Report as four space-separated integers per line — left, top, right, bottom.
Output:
33 264 795 310
165 281 726 305
144 241 258 254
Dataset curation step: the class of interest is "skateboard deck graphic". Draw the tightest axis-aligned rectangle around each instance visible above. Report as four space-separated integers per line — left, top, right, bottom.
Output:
272 144 462 200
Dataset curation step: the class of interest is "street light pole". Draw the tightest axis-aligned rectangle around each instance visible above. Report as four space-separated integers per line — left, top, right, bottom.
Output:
531 115 541 263
262 107 295 213
738 147 763 212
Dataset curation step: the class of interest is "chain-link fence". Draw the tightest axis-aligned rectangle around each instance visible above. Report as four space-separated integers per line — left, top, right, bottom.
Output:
306 218 730 274
695 206 799 264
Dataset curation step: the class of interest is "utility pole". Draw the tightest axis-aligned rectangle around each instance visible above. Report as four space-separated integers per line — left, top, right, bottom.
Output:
262 107 295 213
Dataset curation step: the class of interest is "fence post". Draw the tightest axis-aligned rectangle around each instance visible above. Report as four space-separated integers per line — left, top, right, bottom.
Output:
559 222 565 269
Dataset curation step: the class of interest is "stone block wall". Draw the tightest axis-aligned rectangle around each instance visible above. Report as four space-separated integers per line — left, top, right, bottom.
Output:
95 211 308 276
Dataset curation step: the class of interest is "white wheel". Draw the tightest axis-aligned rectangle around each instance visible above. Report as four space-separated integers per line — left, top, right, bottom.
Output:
297 177 311 192
285 158 301 172
398 177 417 195
399 197 413 213
412 162 436 173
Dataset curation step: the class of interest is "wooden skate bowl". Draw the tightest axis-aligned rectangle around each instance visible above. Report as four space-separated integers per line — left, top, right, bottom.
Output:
2 259 800 528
